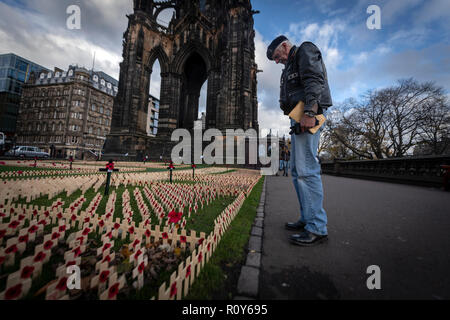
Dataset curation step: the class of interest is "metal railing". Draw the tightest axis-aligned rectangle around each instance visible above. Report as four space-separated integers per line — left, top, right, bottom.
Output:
321 155 450 188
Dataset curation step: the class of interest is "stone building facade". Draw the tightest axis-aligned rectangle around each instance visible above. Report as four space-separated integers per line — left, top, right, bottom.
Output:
147 94 159 137
104 0 260 160
16 66 118 159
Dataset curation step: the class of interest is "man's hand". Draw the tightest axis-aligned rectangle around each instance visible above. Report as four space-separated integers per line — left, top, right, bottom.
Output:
299 114 317 133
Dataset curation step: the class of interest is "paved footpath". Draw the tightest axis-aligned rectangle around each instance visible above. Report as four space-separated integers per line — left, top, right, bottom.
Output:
259 174 450 300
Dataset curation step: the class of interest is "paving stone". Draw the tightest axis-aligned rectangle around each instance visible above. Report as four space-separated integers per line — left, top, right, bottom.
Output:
256 212 264 218
248 235 262 252
251 226 263 237
246 252 261 268
254 218 264 228
237 266 260 297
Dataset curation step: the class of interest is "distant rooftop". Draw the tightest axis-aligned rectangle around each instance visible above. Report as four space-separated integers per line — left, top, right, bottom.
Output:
34 64 119 97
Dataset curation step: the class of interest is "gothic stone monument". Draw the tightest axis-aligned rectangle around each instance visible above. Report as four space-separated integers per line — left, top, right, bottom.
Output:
104 0 260 162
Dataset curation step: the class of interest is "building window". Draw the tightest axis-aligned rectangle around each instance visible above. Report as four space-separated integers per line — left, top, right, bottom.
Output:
99 106 103 114
92 104 96 112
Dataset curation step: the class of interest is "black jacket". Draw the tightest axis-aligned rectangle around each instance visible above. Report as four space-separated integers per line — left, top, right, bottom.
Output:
280 42 332 115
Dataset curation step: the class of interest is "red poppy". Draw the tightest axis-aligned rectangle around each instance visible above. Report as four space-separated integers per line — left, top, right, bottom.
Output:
102 243 111 252
168 211 183 224
76 237 84 245
84 217 90 223
145 229 151 237
186 265 191 278
44 240 54 250
198 238 204 245
162 232 168 239
38 219 47 226
0 229 6 239
108 283 120 299
56 277 67 291
106 231 112 239
170 282 177 298
0 212 4 218
17 171 23 174
57 201 62 206
138 261 145 274
102 255 111 263
58 225 66 232
98 220 105 227
18 214 25 221
19 235 29 243
21 266 35 279
5 284 22 300
180 236 187 243
198 252 203 263
128 226 135 234
5 244 18 254
114 223 120 229
72 247 82 258
34 251 46 262
0 256 5 265
8 220 19 229
44 211 50 217
66 261 76 267
82 228 90 236
70 206 75 212
99 270 110 283
51 232 60 240
134 249 142 259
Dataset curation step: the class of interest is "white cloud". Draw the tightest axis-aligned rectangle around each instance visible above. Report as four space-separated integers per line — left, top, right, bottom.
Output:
0 1 126 79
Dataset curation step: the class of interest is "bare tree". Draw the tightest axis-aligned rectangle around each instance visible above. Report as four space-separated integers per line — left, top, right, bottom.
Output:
326 101 376 159
323 79 449 160
416 96 450 155
381 79 442 157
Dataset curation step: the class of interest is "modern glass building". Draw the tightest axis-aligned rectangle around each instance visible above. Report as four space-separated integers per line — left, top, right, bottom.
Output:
0 53 50 135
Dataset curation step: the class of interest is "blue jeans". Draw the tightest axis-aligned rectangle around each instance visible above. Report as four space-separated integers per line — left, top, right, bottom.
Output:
290 110 328 235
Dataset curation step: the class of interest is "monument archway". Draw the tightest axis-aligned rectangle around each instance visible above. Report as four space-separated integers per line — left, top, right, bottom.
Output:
104 0 260 160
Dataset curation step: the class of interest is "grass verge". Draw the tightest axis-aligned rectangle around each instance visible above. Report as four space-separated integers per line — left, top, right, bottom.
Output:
184 176 264 300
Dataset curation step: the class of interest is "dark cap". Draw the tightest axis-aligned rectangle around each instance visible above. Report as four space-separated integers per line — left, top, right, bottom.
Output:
267 35 288 60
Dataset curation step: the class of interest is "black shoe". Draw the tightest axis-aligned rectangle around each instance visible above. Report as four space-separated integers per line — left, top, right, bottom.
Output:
290 230 328 246
285 221 306 231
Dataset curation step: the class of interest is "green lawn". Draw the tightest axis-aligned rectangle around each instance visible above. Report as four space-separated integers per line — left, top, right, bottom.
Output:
185 176 264 300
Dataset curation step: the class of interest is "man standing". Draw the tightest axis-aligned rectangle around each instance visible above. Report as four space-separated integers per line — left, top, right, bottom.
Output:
267 36 332 246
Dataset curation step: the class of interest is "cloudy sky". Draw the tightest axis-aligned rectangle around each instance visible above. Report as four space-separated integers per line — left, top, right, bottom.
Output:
1 0 449 137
